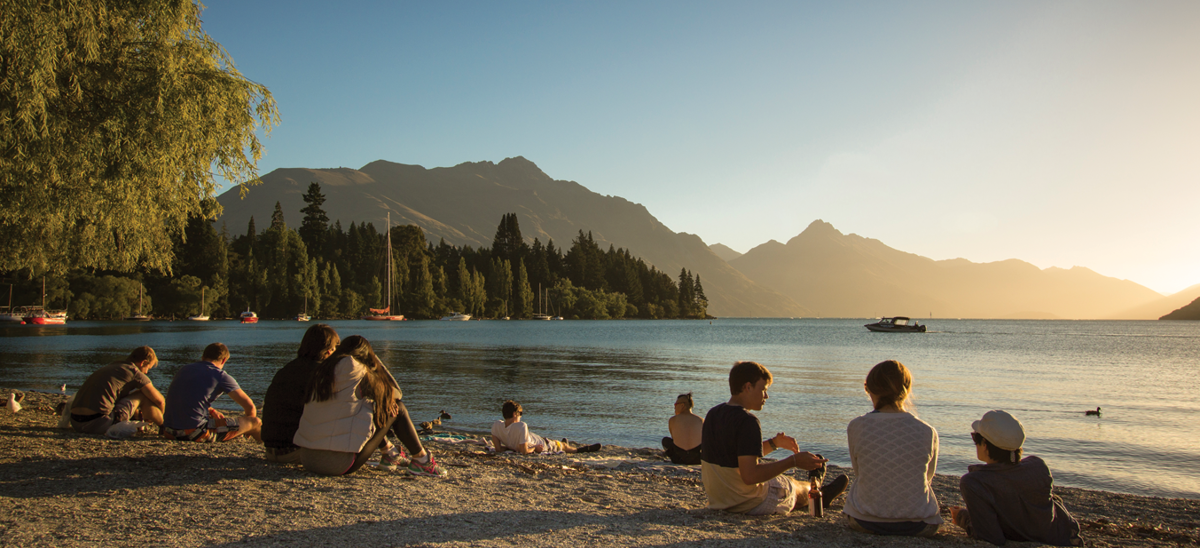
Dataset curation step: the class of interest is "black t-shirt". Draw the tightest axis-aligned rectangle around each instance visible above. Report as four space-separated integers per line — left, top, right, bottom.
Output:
701 403 763 468
261 357 321 448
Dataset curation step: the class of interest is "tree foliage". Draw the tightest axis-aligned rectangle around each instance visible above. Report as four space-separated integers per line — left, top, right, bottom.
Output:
0 0 278 274
2 204 709 320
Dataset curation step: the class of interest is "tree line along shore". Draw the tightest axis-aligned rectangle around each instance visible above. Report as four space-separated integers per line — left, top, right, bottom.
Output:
2 185 711 322
0 391 1196 547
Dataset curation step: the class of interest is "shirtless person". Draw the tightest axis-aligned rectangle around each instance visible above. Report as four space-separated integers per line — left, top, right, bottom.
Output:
491 400 601 454
70 346 165 434
663 392 703 464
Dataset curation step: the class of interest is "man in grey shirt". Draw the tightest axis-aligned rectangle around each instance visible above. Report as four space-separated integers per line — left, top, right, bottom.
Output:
70 346 165 434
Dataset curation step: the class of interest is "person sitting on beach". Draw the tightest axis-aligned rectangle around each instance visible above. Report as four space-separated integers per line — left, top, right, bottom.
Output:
949 410 1083 546
69 346 165 434
293 335 444 476
662 392 703 465
700 361 847 515
261 324 340 464
161 343 262 443
491 400 601 454
843 360 941 537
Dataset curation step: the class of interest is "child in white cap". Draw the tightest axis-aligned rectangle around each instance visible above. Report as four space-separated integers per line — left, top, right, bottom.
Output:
949 410 1083 546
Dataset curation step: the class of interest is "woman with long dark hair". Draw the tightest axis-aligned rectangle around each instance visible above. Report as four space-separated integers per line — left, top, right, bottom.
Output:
293 335 443 476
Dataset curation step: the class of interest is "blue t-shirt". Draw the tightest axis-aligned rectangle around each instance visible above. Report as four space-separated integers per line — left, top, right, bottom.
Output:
163 361 242 430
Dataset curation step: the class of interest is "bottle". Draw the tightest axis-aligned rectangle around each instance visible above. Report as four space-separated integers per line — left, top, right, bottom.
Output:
808 479 823 517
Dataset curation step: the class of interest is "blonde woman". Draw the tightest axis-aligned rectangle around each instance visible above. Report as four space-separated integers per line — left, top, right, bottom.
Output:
844 360 941 537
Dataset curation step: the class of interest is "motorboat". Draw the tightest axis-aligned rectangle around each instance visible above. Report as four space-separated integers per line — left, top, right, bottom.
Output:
295 296 311 321
240 309 259 324
440 312 471 321
864 316 926 333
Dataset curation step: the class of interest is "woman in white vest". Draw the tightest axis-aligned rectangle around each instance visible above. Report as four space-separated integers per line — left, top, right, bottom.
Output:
843 360 942 537
294 335 444 476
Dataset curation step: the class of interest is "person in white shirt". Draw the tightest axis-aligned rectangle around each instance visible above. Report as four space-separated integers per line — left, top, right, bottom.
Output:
844 360 942 537
491 400 601 454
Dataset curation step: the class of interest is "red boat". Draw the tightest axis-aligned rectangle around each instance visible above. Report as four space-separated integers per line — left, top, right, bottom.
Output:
23 307 67 325
240 310 259 324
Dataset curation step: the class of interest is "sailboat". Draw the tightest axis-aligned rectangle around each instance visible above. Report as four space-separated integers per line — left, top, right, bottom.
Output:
532 283 551 320
1 284 24 323
124 284 151 321
294 295 311 322
362 212 405 321
240 306 259 324
188 287 209 321
22 277 67 325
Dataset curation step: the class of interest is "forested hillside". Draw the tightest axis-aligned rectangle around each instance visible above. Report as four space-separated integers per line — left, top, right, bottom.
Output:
1 185 707 321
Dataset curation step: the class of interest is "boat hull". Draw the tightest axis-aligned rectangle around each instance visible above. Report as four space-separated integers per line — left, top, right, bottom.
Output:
362 315 405 321
864 324 926 333
187 315 210 321
24 316 66 325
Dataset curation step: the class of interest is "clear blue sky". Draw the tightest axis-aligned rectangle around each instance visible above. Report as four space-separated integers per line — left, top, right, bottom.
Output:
202 1 1200 295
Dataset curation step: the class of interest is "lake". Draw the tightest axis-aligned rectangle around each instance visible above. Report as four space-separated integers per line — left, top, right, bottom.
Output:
2 318 1197 499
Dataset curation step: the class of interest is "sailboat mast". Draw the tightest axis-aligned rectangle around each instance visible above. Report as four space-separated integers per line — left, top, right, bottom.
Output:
386 212 392 312
41 276 46 308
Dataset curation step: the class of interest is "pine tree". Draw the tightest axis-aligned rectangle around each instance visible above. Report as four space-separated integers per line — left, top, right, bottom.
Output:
299 182 329 254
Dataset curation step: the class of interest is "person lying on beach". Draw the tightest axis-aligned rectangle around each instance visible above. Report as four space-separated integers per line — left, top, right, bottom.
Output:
843 360 941 537
293 336 444 476
69 346 165 434
663 392 703 465
949 410 1084 546
261 324 340 464
700 361 846 515
491 400 601 454
161 343 262 443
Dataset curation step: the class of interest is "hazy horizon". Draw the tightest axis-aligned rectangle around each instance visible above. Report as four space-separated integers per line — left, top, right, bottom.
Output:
202 1 1199 295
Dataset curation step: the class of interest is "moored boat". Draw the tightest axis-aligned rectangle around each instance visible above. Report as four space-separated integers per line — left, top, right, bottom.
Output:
240 309 259 324
22 278 66 325
188 287 209 321
22 307 67 325
123 284 151 321
440 312 471 321
864 316 926 333
362 212 405 321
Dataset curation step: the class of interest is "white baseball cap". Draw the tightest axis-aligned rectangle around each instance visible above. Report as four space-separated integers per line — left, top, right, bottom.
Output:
972 410 1025 451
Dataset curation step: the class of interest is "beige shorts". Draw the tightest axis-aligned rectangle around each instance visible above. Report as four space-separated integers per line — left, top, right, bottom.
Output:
747 476 801 516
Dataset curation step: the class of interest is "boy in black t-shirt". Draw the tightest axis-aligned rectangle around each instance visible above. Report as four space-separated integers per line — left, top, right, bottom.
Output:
700 361 847 515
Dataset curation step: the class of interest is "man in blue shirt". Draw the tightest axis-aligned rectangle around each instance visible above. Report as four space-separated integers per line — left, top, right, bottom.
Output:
162 343 262 443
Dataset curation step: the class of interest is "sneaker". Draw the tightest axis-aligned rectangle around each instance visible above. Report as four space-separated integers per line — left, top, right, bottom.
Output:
576 443 602 453
820 474 849 508
378 447 408 470
407 454 447 477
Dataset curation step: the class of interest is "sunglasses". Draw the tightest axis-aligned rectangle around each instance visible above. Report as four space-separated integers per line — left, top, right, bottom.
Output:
971 432 985 445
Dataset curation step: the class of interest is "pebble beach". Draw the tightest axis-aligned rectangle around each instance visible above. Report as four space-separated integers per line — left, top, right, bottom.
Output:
1 391 1197 547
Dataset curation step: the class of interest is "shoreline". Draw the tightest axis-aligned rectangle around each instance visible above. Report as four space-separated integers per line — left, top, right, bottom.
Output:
2 391 1197 547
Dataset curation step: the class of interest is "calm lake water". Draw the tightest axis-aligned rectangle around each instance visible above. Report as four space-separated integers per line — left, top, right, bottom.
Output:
2 318 1198 499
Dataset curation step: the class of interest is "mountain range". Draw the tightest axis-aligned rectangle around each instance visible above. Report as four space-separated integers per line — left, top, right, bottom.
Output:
216 157 807 317
216 157 1187 319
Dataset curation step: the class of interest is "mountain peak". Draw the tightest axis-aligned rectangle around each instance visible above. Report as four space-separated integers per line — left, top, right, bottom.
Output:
802 219 842 236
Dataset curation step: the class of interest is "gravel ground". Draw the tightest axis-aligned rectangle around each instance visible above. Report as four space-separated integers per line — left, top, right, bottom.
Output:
1 391 1197 547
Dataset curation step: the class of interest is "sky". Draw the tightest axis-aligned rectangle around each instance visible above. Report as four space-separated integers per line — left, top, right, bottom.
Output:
201 1 1200 295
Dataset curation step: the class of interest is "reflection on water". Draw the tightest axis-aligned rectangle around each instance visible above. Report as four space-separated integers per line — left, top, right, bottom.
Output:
2 318 1198 499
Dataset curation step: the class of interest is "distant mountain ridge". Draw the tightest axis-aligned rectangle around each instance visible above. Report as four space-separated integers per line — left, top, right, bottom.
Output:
217 157 1172 319
727 220 1164 319
216 157 808 317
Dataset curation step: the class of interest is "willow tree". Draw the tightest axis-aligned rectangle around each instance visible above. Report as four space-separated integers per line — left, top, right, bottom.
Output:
0 0 278 274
